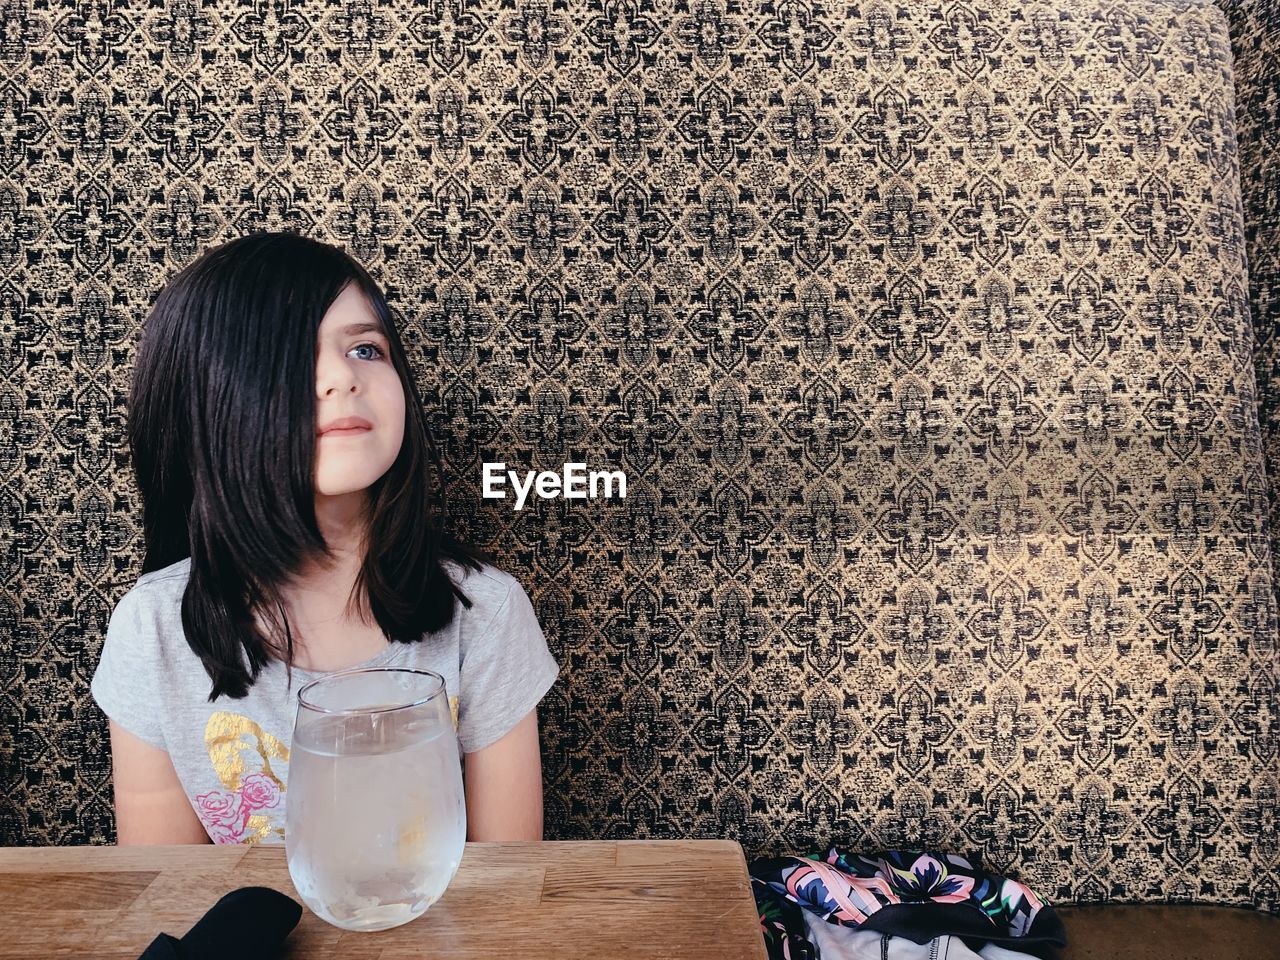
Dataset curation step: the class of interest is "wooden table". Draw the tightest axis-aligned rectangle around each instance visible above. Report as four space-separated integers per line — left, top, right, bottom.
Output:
0 839 767 959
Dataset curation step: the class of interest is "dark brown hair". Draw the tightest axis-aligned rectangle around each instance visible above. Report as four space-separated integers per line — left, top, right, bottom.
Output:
128 231 489 699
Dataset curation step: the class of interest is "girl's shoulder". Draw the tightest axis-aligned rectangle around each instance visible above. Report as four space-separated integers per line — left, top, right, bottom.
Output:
133 556 193 591
440 556 544 646
107 556 193 651
442 554 511 587
95 558 205 721
442 555 526 609
107 557 192 633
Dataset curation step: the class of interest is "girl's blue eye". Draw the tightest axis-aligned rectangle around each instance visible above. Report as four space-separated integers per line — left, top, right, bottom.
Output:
349 342 384 361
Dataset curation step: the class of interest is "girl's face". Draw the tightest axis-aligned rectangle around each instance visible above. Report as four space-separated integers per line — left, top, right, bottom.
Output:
313 282 406 498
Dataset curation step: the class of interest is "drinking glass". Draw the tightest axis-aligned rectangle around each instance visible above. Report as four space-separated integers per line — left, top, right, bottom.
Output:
286 667 466 931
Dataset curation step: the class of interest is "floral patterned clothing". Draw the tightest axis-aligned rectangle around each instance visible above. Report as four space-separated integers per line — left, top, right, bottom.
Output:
751 848 1066 960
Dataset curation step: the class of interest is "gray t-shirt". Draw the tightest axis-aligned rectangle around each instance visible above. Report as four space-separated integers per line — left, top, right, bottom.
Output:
90 555 559 845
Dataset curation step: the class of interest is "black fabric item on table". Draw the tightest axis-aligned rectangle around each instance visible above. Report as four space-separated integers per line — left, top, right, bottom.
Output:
135 886 303 960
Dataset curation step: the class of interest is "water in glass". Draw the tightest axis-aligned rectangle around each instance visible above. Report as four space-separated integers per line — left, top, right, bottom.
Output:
286 668 466 931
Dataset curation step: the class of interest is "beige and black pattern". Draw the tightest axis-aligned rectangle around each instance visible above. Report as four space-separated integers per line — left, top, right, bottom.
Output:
2 0 1279 911
1221 0 1280 596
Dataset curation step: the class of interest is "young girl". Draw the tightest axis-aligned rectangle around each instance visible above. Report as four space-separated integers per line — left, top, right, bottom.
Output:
90 231 559 845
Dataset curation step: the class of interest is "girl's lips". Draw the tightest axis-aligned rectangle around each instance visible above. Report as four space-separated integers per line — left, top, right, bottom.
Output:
319 427 371 437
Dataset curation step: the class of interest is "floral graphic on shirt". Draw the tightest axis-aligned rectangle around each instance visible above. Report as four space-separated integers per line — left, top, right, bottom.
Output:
197 712 289 845
194 697 460 845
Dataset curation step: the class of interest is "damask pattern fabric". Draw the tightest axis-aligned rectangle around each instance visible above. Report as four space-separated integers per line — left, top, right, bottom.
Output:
1218 0 1280 596
1 0 1278 913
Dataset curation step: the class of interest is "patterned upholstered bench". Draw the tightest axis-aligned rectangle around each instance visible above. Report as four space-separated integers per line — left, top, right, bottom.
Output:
3 0 1280 955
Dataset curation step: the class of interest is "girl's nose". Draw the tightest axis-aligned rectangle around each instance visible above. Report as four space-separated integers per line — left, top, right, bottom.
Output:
316 350 359 397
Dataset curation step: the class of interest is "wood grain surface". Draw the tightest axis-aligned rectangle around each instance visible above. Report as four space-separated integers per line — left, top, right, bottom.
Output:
0 840 768 960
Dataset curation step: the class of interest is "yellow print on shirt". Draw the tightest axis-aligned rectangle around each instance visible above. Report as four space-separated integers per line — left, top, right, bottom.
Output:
198 712 288 845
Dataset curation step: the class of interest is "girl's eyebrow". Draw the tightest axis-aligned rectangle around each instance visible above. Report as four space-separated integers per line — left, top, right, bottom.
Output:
338 322 386 337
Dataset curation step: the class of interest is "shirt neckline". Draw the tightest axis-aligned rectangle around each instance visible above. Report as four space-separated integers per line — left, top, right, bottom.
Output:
284 638 411 679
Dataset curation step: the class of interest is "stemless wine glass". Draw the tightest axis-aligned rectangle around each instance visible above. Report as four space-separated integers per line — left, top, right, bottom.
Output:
286 667 466 932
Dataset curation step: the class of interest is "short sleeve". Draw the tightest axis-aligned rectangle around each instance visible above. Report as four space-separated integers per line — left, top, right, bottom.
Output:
90 587 168 750
457 577 560 754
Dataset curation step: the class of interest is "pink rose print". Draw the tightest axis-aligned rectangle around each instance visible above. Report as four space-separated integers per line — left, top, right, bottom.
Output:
195 789 247 845
195 789 237 821
239 773 281 812
194 774 285 844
